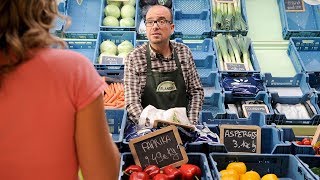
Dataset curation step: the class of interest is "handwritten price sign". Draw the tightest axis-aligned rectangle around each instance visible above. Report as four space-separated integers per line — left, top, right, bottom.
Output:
129 126 188 169
220 125 261 153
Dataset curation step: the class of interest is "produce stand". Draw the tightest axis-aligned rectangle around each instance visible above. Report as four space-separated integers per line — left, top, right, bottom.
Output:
53 0 320 179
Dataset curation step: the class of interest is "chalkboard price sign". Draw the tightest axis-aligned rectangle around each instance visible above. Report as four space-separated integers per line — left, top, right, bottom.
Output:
284 0 305 12
129 125 188 169
242 104 270 118
100 55 124 65
225 62 247 71
220 125 261 153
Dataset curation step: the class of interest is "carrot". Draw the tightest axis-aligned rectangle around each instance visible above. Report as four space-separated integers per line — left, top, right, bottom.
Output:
107 90 121 103
104 105 115 109
105 102 116 106
115 102 125 108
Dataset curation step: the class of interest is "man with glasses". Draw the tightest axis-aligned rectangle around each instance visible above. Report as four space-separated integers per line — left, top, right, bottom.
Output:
124 5 204 125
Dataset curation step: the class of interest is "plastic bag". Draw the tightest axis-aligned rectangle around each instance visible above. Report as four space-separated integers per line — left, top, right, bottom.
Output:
139 105 191 128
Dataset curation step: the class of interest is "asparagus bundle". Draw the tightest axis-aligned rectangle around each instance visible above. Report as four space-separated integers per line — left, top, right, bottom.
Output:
214 33 253 71
212 0 247 31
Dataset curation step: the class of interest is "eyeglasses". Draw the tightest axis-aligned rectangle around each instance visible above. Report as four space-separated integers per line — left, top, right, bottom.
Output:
145 19 172 27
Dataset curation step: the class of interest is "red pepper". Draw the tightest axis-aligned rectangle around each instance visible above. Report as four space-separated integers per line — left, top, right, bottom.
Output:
163 165 181 180
124 165 143 175
152 173 169 180
179 164 202 180
144 165 160 178
129 171 149 180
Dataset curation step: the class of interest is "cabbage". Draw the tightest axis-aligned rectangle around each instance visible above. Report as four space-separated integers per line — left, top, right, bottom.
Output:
105 4 120 18
121 5 135 19
120 17 135 27
118 52 129 57
103 16 119 26
99 52 117 64
100 40 117 55
118 40 134 54
107 0 122 7
123 0 136 6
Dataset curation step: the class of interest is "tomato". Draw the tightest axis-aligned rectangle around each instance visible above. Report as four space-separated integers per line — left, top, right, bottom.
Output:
303 140 311 145
296 141 303 145
301 138 310 144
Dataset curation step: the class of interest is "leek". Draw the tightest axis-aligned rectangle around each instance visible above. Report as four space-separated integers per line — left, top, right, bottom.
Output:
237 35 253 71
227 34 241 63
215 37 225 71
216 34 231 63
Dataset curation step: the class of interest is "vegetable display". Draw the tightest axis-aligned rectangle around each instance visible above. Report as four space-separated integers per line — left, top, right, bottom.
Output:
103 82 125 109
212 0 247 31
124 164 201 180
214 33 253 71
99 40 134 64
103 0 136 27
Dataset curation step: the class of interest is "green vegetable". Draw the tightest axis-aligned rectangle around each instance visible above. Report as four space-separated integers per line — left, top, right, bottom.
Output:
105 4 120 18
212 0 247 31
103 16 119 26
121 5 135 19
123 0 136 7
100 40 117 55
107 0 122 8
311 167 320 176
214 33 253 71
120 17 135 27
117 40 134 54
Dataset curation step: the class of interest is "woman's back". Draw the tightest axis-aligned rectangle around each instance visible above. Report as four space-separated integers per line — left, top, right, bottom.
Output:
0 48 106 180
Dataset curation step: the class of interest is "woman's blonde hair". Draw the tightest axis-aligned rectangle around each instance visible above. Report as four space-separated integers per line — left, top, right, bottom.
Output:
0 0 68 83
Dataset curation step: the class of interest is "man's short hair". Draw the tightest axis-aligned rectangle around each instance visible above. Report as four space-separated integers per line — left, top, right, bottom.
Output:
146 5 173 22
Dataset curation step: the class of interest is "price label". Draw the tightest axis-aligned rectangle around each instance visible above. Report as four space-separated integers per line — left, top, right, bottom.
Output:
100 55 124 65
220 125 261 153
242 104 269 118
284 0 305 12
129 126 188 169
225 62 247 71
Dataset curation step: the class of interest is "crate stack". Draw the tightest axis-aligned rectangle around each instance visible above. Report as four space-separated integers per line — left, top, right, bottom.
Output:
49 0 320 179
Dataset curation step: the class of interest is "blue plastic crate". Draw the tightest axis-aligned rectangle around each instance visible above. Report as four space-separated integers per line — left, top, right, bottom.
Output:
173 0 211 14
213 39 260 73
281 128 315 155
105 109 127 148
201 92 226 120
52 0 67 34
174 10 212 39
289 38 320 77
200 112 266 127
221 91 274 123
65 39 97 63
175 38 218 71
97 68 124 82
93 31 136 70
201 125 290 155
209 153 314 180
296 155 320 180
270 88 320 125
265 73 311 99
62 0 101 39
100 0 138 31
118 152 213 180
212 0 249 36
278 0 320 40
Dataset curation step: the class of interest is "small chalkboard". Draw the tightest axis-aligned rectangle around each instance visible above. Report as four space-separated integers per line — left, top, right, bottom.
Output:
153 120 195 131
215 0 235 3
129 125 188 169
220 125 261 153
312 124 320 145
225 62 247 71
100 55 124 65
242 104 270 118
284 0 305 12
